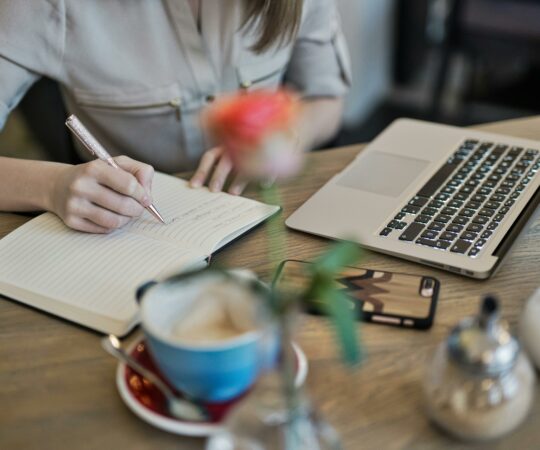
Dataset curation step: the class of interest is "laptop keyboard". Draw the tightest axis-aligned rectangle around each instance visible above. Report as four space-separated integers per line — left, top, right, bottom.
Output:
379 140 540 257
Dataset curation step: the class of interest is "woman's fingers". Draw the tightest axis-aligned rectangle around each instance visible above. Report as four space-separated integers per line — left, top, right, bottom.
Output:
114 155 155 193
208 154 233 192
78 201 132 230
85 182 145 217
87 161 150 207
228 174 249 195
190 147 223 188
54 157 154 233
63 216 112 234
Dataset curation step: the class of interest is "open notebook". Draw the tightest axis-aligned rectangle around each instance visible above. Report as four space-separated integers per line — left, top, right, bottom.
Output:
0 173 279 335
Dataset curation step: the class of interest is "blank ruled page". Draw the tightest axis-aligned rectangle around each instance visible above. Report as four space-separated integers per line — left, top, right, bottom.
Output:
125 173 279 255
0 214 202 324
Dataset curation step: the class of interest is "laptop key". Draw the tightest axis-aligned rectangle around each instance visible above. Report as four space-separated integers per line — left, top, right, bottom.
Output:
484 201 500 210
380 227 393 237
472 215 489 225
499 206 510 215
394 212 406 220
478 208 495 217
490 194 505 203
416 238 436 247
434 214 452 223
459 208 475 218
415 215 431 224
467 223 483 233
387 220 400 228
453 216 470 225
409 196 430 207
477 187 492 195
402 205 421 214
428 222 445 231
508 146 523 156
471 194 487 203
481 230 493 239
422 207 439 216
435 240 451 250
448 199 464 208
416 160 460 198
461 231 478 241
442 186 456 194
475 239 487 248
435 193 451 201
421 230 439 240
440 231 457 241
469 247 480 257
399 223 425 241
487 222 499 231
493 214 505 223
465 201 482 210
454 192 469 201
451 239 472 254
446 223 464 233
428 200 445 209
441 207 457 216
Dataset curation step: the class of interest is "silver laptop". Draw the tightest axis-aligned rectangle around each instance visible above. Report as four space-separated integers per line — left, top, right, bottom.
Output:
286 119 540 279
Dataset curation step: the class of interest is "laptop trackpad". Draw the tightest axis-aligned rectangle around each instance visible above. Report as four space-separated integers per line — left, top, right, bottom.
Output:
337 152 429 198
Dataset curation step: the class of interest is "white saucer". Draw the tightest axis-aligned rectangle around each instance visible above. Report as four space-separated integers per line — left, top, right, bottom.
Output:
116 338 308 436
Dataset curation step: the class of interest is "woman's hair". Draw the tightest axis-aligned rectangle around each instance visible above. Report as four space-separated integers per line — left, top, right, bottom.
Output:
244 0 303 53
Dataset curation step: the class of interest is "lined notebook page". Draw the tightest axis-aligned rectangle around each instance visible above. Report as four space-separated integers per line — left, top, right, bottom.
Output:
0 214 202 321
124 173 279 255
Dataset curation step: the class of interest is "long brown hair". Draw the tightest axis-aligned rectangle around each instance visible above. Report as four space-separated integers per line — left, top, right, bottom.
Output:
244 0 304 53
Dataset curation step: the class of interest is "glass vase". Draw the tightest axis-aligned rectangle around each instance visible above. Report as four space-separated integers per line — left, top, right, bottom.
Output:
206 316 342 450
206 372 342 450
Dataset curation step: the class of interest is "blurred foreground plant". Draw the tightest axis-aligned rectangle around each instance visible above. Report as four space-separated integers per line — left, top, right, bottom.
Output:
205 90 363 449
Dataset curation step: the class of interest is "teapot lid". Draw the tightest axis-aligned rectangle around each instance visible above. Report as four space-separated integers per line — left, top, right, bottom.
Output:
447 296 519 375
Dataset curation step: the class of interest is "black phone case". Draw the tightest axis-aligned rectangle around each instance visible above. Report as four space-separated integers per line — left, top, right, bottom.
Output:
274 260 440 330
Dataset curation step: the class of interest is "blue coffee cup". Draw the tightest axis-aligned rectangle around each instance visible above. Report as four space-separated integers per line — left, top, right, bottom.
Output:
137 270 278 402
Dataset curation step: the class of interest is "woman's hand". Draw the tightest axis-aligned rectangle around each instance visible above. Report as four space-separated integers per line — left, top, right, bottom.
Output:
189 147 249 195
49 156 155 233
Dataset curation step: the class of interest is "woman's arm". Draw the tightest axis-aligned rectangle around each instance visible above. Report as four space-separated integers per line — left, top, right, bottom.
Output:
0 156 155 233
297 97 344 150
0 157 64 212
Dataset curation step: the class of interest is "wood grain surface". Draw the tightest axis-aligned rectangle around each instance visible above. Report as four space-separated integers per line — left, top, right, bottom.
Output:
1 117 540 450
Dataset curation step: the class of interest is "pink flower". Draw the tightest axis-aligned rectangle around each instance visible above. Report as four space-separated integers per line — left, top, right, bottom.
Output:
205 90 303 180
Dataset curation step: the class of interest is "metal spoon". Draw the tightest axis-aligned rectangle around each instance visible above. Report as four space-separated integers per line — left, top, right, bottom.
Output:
101 334 208 422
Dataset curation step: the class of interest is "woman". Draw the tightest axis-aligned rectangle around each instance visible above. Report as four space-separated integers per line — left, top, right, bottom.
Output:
0 0 351 233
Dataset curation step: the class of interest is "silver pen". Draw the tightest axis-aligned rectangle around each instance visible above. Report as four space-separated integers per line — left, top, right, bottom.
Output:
65 114 165 224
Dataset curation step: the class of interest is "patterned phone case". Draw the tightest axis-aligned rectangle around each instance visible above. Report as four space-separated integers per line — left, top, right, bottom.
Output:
274 260 440 330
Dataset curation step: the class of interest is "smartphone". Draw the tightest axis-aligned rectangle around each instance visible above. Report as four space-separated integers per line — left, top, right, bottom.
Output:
274 260 440 330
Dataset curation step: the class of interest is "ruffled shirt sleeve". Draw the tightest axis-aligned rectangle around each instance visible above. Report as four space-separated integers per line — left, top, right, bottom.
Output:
284 0 352 98
0 0 66 131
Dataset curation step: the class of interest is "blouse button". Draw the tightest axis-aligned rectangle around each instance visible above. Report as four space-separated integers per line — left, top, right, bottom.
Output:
206 95 215 103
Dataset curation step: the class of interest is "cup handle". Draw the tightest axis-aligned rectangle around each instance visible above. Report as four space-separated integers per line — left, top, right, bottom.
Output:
135 281 158 305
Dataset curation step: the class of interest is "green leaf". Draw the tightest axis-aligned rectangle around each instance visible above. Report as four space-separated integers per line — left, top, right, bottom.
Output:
321 288 363 365
311 241 361 276
300 241 364 366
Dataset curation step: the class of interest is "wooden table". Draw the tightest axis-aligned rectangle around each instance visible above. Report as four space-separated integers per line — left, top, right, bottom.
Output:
1 117 540 450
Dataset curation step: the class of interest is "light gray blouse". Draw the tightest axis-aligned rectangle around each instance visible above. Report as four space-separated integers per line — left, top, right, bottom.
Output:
0 0 351 173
